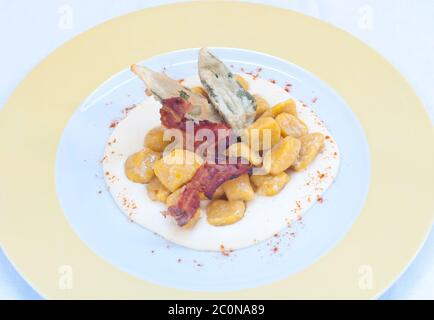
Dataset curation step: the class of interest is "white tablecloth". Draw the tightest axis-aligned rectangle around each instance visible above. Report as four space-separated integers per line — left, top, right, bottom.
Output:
0 0 433 299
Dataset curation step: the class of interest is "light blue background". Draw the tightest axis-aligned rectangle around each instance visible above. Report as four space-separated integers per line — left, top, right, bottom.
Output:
0 0 433 299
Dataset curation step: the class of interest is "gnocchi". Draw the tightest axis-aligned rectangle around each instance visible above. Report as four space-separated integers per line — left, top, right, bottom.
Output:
263 136 301 175
153 149 203 192
124 148 161 184
261 98 297 118
212 185 225 199
206 200 245 226
166 186 184 206
276 113 308 138
246 116 281 150
146 176 170 202
250 172 291 196
253 94 270 119
226 142 262 166
144 126 173 152
222 174 255 201
292 133 325 171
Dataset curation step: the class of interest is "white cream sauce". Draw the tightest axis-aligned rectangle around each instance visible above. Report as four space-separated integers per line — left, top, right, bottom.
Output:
103 75 340 251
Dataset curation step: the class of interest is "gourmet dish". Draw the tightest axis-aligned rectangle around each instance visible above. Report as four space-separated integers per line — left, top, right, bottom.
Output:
103 48 340 251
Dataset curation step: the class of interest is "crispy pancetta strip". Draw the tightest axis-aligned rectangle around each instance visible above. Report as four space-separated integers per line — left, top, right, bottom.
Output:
160 97 190 130
167 162 251 226
160 97 232 156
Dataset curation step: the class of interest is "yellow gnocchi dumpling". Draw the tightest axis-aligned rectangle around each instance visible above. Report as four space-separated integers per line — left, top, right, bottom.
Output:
235 74 249 90
124 148 161 184
253 94 270 119
275 113 308 138
222 174 255 201
166 186 182 206
226 142 262 166
153 149 203 192
250 172 291 196
246 116 281 150
263 136 301 175
212 185 225 199
206 200 245 226
144 126 173 152
146 176 170 202
182 210 201 229
261 99 297 118
292 133 325 171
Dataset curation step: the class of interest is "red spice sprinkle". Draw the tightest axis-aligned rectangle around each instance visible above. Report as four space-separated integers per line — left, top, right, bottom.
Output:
220 244 231 257
325 135 331 140
312 97 318 103
269 79 277 84
317 171 326 179
316 195 324 204
272 246 279 253
283 83 292 93
109 120 119 128
245 70 260 80
123 105 136 116
296 201 301 209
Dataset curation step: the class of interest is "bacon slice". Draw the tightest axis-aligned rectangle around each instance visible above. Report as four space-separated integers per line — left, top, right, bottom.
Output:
167 161 251 226
160 97 230 131
160 97 191 130
160 97 232 156
190 121 232 158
